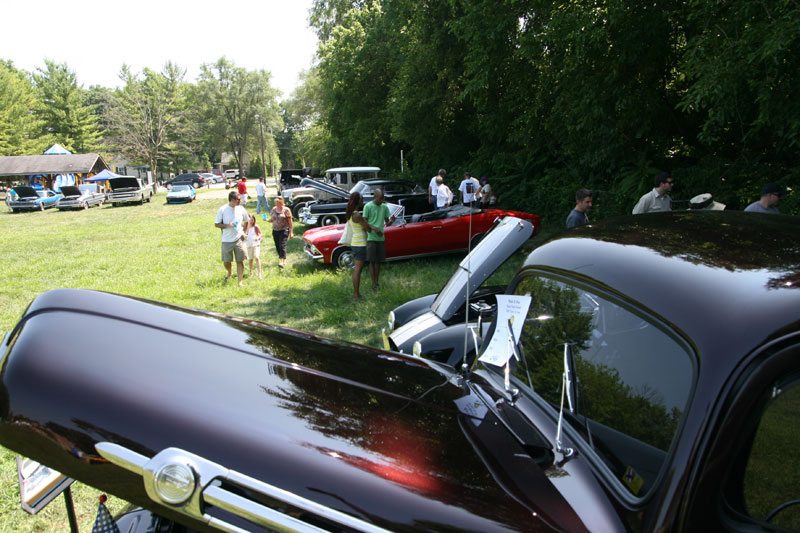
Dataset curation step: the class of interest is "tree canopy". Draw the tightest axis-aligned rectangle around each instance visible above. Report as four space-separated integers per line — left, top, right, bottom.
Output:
301 0 799 219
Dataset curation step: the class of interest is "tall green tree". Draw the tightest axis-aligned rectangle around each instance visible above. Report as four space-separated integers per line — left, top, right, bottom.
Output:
196 57 282 177
0 61 46 156
33 60 102 153
106 62 192 175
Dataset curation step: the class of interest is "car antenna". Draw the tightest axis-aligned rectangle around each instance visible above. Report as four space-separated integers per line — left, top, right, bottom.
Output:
462 202 475 376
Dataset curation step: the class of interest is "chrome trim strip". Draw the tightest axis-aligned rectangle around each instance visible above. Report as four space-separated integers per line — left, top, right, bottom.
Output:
203 484 328 533
95 442 147 475
222 469 390 533
95 442 393 533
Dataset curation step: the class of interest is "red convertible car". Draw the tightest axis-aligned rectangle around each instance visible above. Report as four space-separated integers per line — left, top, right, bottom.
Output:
303 204 541 268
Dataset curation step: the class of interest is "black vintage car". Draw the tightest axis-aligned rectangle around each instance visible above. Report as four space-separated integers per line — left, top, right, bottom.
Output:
164 173 204 189
298 178 428 227
1 211 799 532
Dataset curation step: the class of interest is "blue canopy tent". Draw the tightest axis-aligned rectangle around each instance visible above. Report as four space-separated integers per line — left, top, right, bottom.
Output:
85 169 126 182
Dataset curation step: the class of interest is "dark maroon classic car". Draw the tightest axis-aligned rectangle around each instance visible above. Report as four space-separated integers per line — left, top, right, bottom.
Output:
1 211 799 532
303 204 541 268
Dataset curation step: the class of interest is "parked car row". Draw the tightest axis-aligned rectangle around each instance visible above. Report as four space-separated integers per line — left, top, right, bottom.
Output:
6 176 161 212
1 211 798 532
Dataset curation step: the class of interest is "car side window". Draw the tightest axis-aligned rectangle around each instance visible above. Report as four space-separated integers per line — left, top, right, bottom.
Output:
740 379 800 529
508 274 694 497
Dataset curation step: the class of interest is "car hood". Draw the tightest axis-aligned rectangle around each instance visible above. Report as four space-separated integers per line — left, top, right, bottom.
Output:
108 177 141 190
0 289 587 532
12 186 38 198
300 177 350 199
59 185 82 197
431 216 535 321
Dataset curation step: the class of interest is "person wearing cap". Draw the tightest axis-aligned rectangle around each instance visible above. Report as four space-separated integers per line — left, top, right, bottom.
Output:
744 183 785 214
632 172 674 214
478 176 494 207
566 189 593 228
688 193 726 211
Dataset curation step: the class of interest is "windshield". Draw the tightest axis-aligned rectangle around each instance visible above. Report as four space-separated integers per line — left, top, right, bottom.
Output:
172 185 191 192
493 274 694 497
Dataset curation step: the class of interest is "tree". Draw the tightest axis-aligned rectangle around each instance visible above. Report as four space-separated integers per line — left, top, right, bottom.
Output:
33 60 102 153
196 57 282 177
0 61 46 156
106 62 192 176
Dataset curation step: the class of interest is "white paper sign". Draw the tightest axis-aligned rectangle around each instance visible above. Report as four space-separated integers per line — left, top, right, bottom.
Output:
478 295 532 367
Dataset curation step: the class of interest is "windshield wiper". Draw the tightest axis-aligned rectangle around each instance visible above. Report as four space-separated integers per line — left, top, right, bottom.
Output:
555 343 594 460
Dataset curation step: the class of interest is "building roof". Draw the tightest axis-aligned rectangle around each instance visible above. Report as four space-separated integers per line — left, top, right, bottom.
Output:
0 154 108 177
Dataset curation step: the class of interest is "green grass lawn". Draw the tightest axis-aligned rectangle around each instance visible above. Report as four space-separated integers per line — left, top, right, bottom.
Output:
0 189 528 531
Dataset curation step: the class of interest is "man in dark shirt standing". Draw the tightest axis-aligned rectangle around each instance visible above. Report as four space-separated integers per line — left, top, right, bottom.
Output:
566 189 592 229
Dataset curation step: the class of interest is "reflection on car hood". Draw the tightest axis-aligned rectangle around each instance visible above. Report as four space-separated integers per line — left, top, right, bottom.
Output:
431 216 535 320
300 177 350 199
12 186 38 198
0 289 587 532
108 177 141 190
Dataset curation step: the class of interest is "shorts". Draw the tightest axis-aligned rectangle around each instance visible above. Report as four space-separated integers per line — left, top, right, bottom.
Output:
247 245 261 259
352 246 367 262
366 240 386 262
222 238 247 262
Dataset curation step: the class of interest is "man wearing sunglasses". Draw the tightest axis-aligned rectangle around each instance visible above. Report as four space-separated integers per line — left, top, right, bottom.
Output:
632 172 674 214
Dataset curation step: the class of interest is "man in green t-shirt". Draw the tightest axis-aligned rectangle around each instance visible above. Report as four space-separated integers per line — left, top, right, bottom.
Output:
362 189 395 291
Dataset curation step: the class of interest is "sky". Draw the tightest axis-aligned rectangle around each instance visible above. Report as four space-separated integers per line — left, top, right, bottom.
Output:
1 0 319 99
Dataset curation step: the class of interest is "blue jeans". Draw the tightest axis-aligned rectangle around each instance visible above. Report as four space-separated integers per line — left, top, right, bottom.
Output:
256 195 267 214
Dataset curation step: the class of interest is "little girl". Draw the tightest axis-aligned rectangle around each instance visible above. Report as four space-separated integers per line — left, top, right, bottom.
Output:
245 214 263 280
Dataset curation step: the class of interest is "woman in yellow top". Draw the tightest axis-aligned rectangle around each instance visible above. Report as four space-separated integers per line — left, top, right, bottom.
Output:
346 192 368 301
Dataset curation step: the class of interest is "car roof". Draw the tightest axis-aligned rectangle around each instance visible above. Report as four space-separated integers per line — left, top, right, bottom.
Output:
325 167 380 173
522 211 800 373
357 179 416 186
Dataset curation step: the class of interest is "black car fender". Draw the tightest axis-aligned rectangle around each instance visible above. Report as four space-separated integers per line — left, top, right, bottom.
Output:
391 294 437 329
416 322 481 368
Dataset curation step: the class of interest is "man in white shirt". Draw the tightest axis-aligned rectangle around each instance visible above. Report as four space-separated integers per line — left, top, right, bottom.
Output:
632 172 674 214
214 191 249 286
428 168 446 206
458 172 481 205
435 176 452 209
255 178 267 218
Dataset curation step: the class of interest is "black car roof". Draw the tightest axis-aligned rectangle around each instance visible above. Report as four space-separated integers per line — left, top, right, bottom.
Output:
523 211 800 372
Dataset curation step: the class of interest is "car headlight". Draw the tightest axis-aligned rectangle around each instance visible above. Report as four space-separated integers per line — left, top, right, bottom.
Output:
386 311 395 333
412 341 422 358
153 462 195 504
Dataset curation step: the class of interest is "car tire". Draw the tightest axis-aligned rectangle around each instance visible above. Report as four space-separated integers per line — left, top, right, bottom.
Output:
193 182 200 189
11 208 18 213
292 202 307 220
320 214 340 227
332 247 355 269
470 233 485 249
